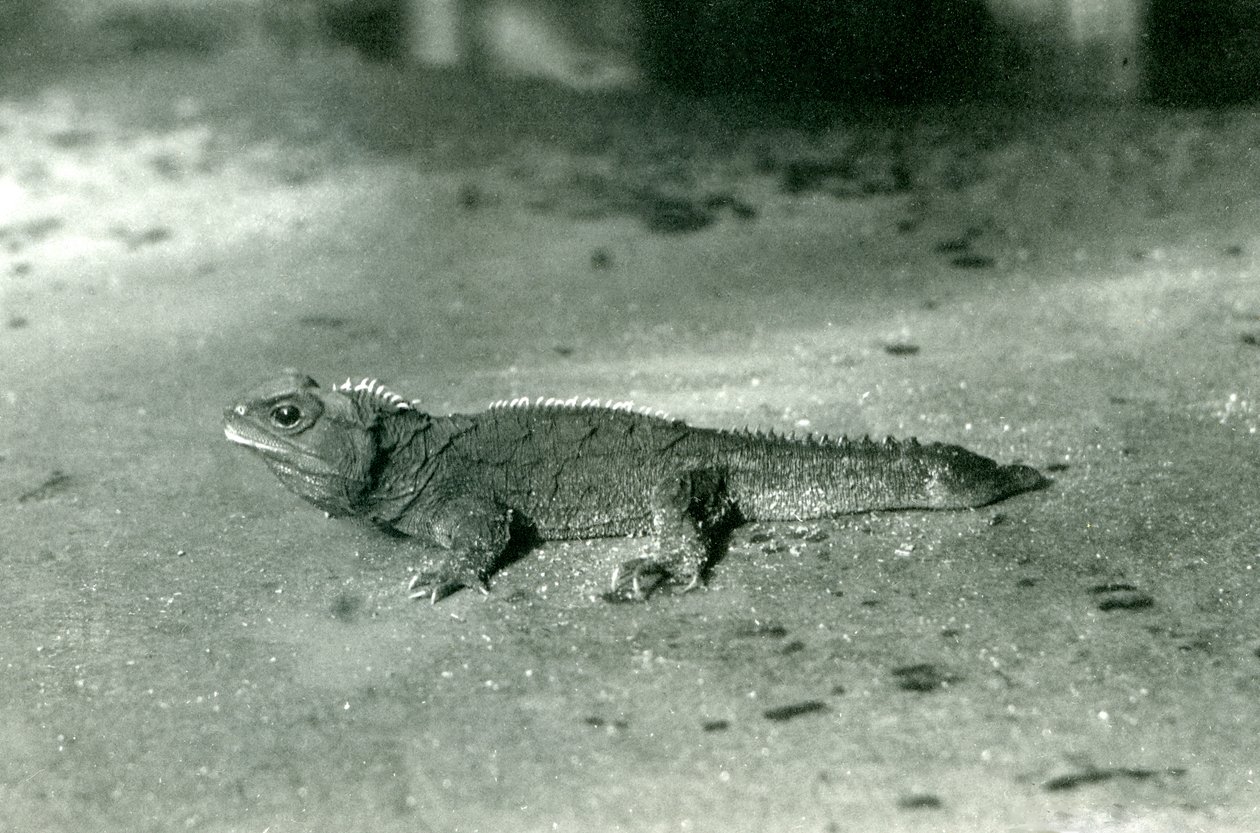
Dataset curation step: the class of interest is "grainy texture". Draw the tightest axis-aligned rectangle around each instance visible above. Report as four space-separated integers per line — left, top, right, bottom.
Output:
224 373 1046 600
10 44 1260 833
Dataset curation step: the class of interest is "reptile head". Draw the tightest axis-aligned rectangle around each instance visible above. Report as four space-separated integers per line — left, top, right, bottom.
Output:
224 372 382 516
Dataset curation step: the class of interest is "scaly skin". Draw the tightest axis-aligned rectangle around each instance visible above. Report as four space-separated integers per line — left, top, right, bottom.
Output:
224 372 1047 602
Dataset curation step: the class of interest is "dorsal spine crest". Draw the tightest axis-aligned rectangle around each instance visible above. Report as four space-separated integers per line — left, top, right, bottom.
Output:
487 395 673 421
331 375 930 450
715 427 922 453
336 377 413 412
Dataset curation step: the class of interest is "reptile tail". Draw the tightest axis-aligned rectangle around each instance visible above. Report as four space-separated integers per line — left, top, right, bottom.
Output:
720 434 1047 519
930 453 1048 508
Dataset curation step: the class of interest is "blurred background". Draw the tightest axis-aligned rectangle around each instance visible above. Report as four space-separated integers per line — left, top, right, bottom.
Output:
5 4 1260 833
3 0 1259 103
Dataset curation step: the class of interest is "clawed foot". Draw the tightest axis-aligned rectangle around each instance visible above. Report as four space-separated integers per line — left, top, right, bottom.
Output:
602 557 702 603
407 568 490 603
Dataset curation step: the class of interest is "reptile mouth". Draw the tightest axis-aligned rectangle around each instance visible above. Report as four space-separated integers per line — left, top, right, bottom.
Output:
223 422 289 455
223 417 344 478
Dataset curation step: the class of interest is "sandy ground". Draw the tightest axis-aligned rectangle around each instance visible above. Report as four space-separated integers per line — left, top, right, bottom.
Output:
3 45 1260 833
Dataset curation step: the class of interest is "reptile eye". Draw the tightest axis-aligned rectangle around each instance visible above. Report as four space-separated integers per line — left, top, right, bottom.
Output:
270 404 303 428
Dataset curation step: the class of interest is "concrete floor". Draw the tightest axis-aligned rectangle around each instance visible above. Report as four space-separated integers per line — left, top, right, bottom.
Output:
3 46 1260 833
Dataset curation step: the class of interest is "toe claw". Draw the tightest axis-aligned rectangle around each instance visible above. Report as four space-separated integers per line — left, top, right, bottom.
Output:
406 569 488 603
602 557 672 603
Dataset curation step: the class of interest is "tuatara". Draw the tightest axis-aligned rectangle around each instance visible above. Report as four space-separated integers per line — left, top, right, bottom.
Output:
224 372 1047 602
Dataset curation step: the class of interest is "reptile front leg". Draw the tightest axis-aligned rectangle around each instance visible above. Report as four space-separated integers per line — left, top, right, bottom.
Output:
606 467 736 602
401 495 511 603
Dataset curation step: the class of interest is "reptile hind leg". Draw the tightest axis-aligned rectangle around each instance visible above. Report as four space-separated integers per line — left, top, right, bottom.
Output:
606 468 734 602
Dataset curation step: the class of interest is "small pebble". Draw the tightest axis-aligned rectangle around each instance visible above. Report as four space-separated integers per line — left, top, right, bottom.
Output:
934 238 971 253
1090 582 1139 594
949 254 995 269
298 315 348 329
590 248 613 269
897 794 943 810
457 184 485 210
330 593 362 621
1044 767 1184 792
731 622 788 639
18 470 71 503
1043 770 1115 791
891 663 958 692
763 701 828 722
642 196 712 234
1097 591 1154 612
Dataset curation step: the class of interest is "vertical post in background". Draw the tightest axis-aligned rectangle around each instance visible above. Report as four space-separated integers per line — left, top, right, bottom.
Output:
1065 0 1142 98
401 0 641 89
986 0 1144 100
408 0 464 65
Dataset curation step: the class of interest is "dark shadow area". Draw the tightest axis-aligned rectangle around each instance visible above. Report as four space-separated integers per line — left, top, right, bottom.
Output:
640 0 1002 105
97 3 235 55
0 0 55 64
1146 0 1260 104
319 0 409 62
